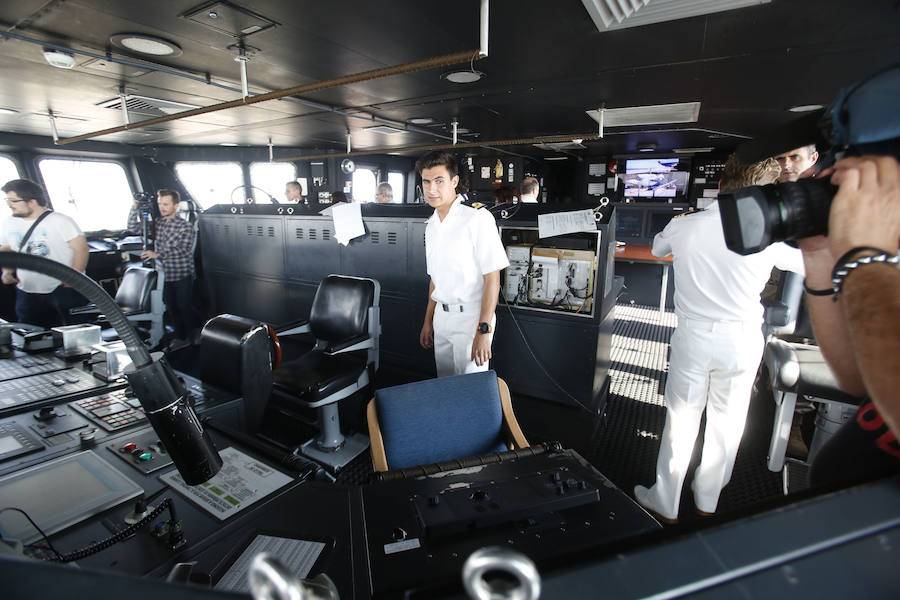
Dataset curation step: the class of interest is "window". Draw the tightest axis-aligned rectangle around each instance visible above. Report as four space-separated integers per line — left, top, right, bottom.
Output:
351 167 377 203
388 171 405 203
250 162 297 203
38 158 133 232
0 155 20 184
174 162 243 208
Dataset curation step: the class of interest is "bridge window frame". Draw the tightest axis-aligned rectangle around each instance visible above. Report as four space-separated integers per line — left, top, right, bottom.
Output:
36 156 134 233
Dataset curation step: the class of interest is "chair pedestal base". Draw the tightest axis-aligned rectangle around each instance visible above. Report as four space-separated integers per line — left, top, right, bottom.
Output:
301 431 369 473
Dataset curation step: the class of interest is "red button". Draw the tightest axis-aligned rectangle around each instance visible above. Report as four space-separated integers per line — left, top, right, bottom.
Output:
120 442 137 453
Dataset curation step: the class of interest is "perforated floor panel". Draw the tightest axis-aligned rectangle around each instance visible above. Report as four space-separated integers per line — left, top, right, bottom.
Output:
587 304 784 524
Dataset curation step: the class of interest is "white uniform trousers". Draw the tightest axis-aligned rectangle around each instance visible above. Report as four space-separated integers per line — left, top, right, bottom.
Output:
433 302 494 378
637 318 764 520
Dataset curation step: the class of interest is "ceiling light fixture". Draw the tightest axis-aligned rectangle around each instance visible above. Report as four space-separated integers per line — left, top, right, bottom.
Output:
0 108 19 115
442 70 484 84
408 117 434 125
110 33 183 57
788 104 824 113
673 147 715 153
42 48 76 69
219 142 238 146
637 142 657 152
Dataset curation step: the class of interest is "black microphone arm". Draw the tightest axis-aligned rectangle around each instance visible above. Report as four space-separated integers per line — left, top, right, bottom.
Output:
0 252 222 485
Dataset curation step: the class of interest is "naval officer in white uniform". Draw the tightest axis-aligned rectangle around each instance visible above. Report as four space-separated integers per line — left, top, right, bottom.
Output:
635 155 804 523
417 151 509 377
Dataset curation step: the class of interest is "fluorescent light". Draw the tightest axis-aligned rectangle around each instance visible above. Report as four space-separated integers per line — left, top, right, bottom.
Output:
0 108 19 115
219 142 238 146
788 104 824 113
408 117 434 125
673 147 715 153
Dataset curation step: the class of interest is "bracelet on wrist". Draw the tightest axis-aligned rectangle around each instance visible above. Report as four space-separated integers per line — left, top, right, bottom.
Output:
803 280 836 296
830 246 900 300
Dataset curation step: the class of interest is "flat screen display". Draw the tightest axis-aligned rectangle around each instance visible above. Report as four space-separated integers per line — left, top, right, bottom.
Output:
615 208 644 238
620 158 690 199
647 211 676 237
0 451 143 544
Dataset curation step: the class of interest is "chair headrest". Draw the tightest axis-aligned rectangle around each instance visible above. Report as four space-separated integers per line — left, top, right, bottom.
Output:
310 275 375 342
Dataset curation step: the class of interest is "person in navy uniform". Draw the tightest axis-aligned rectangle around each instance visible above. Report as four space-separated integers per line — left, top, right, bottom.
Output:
634 156 804 524
417 151 509 377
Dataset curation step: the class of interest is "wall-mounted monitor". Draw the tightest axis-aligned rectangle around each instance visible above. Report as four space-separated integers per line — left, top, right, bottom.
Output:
615 207 644 240
646 208 682 238
618 157 690 200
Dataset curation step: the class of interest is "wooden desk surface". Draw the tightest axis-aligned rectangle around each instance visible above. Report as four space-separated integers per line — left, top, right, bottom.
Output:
614 244 673 263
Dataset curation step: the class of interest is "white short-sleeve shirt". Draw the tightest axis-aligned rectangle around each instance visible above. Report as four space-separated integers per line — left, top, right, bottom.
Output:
426 198 509 304
1 211 84 293
651 201 804 323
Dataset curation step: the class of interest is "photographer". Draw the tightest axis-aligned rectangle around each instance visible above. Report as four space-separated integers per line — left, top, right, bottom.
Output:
718 65 900 482
799 156 900 475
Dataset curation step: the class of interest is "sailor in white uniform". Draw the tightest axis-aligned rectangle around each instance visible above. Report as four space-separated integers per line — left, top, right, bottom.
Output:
635 156 804 523
417 151 509 377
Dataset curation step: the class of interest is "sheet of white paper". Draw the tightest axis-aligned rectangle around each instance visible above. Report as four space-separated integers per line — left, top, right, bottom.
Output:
537 209 597 238
215 535 325 592
159 447 292 521
588 163 606 176
587 182 606 195
702 188 719 198
331 201 366 245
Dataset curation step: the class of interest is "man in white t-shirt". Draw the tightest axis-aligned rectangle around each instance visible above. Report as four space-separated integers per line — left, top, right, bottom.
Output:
1 179 89 328
417 151 509 377
634 156 804 524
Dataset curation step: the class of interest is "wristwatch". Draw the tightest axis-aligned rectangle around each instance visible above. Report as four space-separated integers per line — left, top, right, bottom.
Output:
477 322 492 334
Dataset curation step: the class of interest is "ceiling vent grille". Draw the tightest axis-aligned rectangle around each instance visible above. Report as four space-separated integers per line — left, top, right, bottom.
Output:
365 125 407 136
586 102 701 127
96 95 200 117
581 0 771 32
532 141 587 152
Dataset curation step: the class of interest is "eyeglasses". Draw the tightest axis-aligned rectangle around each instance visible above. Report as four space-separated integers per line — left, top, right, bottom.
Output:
4 197 27 203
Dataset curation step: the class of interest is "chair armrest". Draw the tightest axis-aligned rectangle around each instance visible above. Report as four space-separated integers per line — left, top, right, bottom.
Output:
69 304 100 316
324 334 372 355
277 320 311 336
366 398 388 472
764 338 801 391
498 377 529 449
763 302 791 328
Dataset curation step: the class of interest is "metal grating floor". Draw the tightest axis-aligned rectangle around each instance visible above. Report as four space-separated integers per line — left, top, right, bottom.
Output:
587 304 784 523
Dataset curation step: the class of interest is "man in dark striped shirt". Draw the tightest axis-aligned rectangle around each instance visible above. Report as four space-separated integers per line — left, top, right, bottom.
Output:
128 189 198 351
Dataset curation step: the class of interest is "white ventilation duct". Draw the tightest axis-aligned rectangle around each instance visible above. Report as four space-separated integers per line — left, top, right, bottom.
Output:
581 0 771 32
586 102 701 127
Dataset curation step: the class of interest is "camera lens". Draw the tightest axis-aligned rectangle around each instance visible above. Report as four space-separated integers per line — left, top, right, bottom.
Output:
719 178 836 255
769 178 835 242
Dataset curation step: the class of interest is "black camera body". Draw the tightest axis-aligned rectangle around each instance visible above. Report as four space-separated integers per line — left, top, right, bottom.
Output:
719 65 900 255
133 191 154 214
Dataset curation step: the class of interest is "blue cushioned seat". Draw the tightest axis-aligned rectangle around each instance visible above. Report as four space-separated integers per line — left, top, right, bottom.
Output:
367 370 528 472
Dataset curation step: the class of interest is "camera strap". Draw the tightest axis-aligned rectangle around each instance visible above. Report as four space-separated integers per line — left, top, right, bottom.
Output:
17 210 53 253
